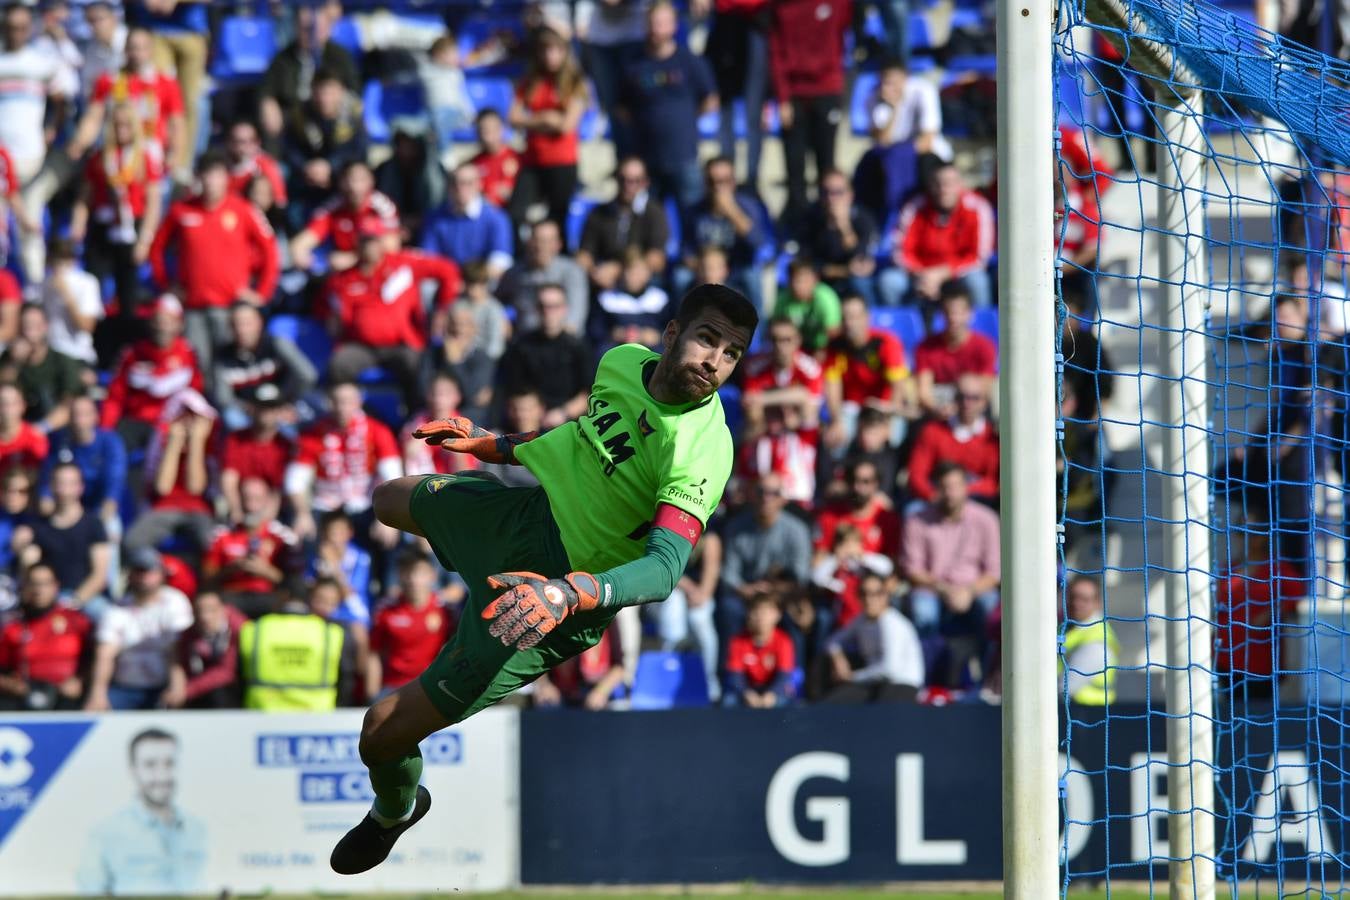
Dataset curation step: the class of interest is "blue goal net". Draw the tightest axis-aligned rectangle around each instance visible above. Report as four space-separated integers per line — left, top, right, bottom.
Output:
1055 0 1350 894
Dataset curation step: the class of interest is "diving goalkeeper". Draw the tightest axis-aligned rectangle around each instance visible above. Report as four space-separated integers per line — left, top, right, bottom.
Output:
330 283 758 875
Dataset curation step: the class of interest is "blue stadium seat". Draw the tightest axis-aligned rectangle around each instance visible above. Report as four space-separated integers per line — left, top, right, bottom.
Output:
629 651 711 710
718 383 743 438
212 16 276 81
564 194 597 252
663 196 681 261
871 306 925 368
363 80 427 145
851 72 879 136
268 314 332 373
363 386 403 429
948 7 985 33
946 54 997 76
972 307 1000 344
465 75 515 116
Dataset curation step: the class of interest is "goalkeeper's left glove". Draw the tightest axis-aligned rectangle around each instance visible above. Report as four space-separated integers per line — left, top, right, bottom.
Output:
481 571 602 651
411 417 537 465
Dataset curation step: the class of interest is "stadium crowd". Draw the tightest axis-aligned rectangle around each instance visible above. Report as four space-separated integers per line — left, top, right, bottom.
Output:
0 0 1115 713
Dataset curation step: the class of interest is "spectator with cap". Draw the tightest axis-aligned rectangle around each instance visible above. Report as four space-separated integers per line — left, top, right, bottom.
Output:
211 302 318 430
469 109 520 210
0 563 92 711
122 1 207 177
498 219 588 335
324 220 462 413
69 102 163 348
285 381 403 543
722 592 796 708
424 304 497 425
822 293 914 453
289 160 400 274
0 383 48 477
825 570 925 703
498 283 592 429
224 119 287 209
204 477 297 620
39 394 127 529
902 460 1001 644
768 0 849 230
880 162 996 309
798 169 881 303
577 156 671 291
366 551 454 698
616 0 718 210
259 0 360 151
39 237 104 368
13 462 111 617
163 591 245 709
218 387 294 524
718 473 814 639
100 294 203 452
1 304 85 434
281 68 369 215
148 151 280 370
908 373 999 504
508 27 588 229
681 156 768 307
84 546 194 711
375 120 446 244
422 162 516 281
123 388 218 556
914 283 998 417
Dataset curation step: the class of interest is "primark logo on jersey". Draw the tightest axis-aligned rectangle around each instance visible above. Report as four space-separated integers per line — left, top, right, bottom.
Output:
257 731 463 805
0 720 95 849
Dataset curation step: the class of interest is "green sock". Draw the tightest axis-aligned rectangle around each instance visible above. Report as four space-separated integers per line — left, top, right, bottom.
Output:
368 750 423 824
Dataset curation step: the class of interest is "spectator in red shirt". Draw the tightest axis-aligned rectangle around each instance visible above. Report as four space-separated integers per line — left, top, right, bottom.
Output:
508 27 588 229
204 476 296 619
148 151 280 370
811 522 895 628
908 373 1000 504
163 590 245 709
285 381 403 543
290 160 401 273
814 458 901 562
69 25 185 169
1057 160 1103 315
225 118 287 208
1216 519 1309 699
0 383 48 476
325 221 462 412
101 294 203 451
70 101 165 332
219 387 294 523
823 293 915 454
769 0 850 228
0 563 91 710
914 284 998 417
471 108 519 210
880 162 995 309
367 551 455 697
723 592 797 708
741 316 824 440
124 388 218 556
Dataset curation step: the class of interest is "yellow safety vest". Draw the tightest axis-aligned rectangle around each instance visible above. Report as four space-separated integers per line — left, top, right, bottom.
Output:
239 613 345 712
1060 618 1120 705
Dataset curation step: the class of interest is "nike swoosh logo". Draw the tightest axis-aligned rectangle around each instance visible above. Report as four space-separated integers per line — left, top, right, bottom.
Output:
437 680 464 702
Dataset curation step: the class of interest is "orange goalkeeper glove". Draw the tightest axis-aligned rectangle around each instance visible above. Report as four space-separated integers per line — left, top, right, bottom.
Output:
411 417 537 465
481 571 602 651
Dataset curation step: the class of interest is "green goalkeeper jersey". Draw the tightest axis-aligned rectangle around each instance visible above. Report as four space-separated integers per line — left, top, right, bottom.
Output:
516 343 733 576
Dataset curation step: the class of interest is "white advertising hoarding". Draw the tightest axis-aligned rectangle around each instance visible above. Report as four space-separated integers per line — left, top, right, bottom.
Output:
0 708 519 895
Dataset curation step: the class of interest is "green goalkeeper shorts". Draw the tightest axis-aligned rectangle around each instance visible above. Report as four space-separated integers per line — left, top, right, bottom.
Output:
409 471 617 723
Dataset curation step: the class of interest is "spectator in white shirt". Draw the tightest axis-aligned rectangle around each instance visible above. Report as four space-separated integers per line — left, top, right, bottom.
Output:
870 60 951 162
84 547 194 711
41 237 103 366
825 570 925 702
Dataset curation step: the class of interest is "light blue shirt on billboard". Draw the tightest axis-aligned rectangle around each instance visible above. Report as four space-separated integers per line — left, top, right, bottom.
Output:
76 804 208 895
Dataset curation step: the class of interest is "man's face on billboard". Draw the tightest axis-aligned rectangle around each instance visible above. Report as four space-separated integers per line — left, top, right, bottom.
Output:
131 737 177 809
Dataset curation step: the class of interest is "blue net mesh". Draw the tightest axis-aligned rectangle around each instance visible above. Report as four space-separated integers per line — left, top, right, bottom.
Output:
1056 0 1350 894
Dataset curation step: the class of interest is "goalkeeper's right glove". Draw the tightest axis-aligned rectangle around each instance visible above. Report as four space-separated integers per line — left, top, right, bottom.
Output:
411 417 537 465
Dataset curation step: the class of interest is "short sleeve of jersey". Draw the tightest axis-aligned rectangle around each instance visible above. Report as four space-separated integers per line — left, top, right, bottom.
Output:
656 414 732 527
880 333 909 378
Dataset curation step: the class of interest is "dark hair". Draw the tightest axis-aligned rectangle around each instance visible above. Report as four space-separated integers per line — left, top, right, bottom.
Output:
312 66 344 86
932 460 968 483
23 560 55 582
47 237 77 262
475 107 502 124
674 283 759 336
1066 573 1101 599
18 302 45 322
462 259 489 285
857 406 890 429
319 509 354 533
787 255 819 278
338 159 372 181
839 290 867 309
703 155 734 175
196 149 230 175
845 457 878 483
396 548 434 573
506 388 543 405
878 58 909 76
767 315 799 334
309 575 345 598
940 281 973 305
129 728 177 761
229 299 263 317
49 460 82 481
535 282 567 304
228 117 259 136
746 591 781 611
326 378 360 394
